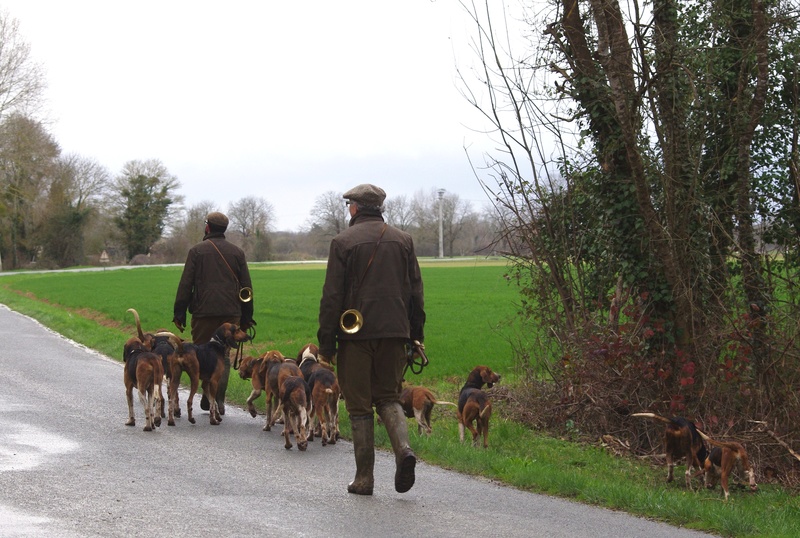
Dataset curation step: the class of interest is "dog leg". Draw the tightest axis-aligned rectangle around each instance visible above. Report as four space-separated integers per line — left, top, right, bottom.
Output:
283 409 293 449
413 408 428 435
125 385 136 427
296 407 309 451
153 384 163 428
167 376 179 426
246 389 262 418
139 387 153 432
458 418 466 442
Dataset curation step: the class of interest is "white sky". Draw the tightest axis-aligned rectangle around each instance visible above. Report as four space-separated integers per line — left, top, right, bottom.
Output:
2 0 497 231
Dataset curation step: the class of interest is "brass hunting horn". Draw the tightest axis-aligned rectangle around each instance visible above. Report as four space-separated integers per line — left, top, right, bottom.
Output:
339 309 363 334
238 286 253 303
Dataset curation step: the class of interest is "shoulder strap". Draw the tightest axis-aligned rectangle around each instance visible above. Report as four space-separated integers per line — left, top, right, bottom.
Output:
207 239 240 287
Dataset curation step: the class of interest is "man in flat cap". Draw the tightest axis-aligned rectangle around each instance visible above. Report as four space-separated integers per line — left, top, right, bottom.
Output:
318 183 426 495
173 211 255 415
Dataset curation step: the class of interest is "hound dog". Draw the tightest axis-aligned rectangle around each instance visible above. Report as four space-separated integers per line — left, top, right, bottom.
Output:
238 350 285 429
631 412 709 490
266 357 303 430
400 385 456 436
280 375 312 451
696 430 757 500
307 366 340 445
172 323 251 426
122 336 164 432
457 365 501 448
150 331 181 419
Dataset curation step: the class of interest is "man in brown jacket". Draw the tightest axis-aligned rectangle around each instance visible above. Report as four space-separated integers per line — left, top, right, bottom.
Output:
318 183 425 495
173 211 255 414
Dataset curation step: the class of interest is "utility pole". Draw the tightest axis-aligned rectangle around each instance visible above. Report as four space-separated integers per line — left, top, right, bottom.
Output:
437 188 446 258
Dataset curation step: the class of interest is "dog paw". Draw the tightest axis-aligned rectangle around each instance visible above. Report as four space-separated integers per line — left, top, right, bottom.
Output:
125 419 135 427
168 419 175 426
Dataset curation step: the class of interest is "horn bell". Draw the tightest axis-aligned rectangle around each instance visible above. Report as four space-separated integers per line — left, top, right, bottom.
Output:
339 309 363 334
239 287 253 303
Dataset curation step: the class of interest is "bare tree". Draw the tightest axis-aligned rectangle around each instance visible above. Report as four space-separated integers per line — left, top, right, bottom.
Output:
227 196 274 261
441 191 475 256
383 194 414 231
157 200 216 263
310 191 348 237
38 154 110 267
0 9 45 119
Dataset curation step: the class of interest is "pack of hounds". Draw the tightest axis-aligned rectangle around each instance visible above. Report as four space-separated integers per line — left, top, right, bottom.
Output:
122 308 756 500
122 308 501 452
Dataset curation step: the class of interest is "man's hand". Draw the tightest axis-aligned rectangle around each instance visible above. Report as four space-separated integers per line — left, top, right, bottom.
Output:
319 353 337 367
240 318 256 331
173 317 185 333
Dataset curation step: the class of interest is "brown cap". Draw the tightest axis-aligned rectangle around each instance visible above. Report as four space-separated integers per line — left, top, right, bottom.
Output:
343 183 386 207
205 212 229 230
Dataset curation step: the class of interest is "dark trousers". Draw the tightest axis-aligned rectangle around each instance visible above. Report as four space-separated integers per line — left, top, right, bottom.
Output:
337 338 406 417
191 315 240 404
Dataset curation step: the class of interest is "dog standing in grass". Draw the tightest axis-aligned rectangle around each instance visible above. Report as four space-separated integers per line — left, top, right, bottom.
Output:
697 429 757 500
457 366 500 448
632 412 709 490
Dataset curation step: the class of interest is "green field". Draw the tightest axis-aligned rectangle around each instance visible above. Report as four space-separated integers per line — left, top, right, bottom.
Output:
1 260 798 537
0 259 519 384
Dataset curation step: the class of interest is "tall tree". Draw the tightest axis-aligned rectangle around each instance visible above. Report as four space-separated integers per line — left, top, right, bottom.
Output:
38 154 109 267
0 9 48 270
109 159 180 261
0 114 59 269
459 0 791 407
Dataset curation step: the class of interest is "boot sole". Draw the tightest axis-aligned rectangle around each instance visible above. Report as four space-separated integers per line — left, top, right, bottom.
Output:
395 452 416 493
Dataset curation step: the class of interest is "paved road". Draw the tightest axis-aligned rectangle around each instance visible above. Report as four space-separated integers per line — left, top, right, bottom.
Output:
0 305 715 538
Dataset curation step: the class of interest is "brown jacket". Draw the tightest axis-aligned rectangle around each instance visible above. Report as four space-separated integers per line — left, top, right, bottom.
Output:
317 213 425 357
173 232 253 323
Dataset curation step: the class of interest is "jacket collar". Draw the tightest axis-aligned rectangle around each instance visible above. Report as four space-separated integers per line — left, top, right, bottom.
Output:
349 212 384 227
203 231 226 241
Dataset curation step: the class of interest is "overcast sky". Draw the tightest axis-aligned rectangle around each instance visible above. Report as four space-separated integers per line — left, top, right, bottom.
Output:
2 0 498 231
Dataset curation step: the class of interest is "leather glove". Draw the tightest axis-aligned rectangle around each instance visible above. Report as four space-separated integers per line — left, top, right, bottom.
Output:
173 316 185 333
318 353 337 367
240 318 256 330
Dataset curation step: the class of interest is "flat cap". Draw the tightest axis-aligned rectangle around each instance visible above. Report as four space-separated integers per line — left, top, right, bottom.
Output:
206 211 229 229
343 183 386 207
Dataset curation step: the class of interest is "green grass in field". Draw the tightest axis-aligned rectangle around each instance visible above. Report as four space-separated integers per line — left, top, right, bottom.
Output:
1 261 799 537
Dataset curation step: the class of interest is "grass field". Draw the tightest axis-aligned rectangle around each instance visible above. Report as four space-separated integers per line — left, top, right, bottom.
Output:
1 260 798 537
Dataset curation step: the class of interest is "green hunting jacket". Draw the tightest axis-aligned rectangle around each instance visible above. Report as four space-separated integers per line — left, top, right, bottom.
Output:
317 212 425 358
173 231 253 324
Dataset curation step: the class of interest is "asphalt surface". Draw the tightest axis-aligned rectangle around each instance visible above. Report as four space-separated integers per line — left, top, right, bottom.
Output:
0 304 716 538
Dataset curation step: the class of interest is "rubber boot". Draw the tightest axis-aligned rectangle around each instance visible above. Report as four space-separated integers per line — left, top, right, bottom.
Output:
378 402 416 493
347 414 375 495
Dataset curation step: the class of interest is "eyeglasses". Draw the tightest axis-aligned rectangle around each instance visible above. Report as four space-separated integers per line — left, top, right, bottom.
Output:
345 201 351 207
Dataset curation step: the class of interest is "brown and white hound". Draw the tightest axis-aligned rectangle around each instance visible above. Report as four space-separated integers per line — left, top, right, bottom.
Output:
697 429 758 500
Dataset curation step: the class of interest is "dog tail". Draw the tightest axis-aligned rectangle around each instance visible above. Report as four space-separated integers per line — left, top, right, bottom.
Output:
479 402 492 418
696 429 745 451
435 400 457 407
631 412 673 425
127 308 145 341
